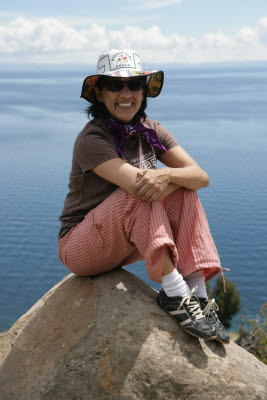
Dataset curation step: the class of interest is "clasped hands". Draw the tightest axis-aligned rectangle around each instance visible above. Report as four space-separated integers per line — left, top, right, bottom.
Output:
133 167 175 201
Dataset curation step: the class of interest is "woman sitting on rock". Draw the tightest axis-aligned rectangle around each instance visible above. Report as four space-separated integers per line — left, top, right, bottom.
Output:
58 48 230 344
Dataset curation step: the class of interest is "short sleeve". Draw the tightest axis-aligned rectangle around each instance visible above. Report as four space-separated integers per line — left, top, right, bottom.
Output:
155 123 179 152
74 133 119 173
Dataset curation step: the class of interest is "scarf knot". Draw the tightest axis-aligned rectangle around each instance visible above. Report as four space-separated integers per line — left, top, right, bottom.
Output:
100 114 167 156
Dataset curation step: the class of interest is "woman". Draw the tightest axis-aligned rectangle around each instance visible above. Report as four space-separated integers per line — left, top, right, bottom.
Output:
58 49 230 344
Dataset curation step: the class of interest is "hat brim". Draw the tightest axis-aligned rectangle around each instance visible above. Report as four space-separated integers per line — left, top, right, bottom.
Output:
80 70 164 103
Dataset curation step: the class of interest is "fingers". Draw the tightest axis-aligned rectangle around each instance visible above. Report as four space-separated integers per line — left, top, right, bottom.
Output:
136 181 166 200
134 171 156 196
135 176 146 190
135 178 163 197
134 175 155 199
134 169 169 200
138 187 157 201
134 171 147 195
139 191 163 202
136 169 145 182
135 182 153 197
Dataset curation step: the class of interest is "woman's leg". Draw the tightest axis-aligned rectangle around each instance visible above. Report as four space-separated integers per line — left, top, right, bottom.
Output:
160 188 230 343
59 187 222 282
184 270 208 298
58 187 217 340
159 187 222 298
58 187 179 280
161 187 222 282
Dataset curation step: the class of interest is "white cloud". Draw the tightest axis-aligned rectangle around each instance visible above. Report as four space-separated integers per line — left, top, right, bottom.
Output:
236 27 257 45
0 17 108 62
110 25 184 51
132 0 184 10
258 17 267 44
0 16 267 64
58 15 156 27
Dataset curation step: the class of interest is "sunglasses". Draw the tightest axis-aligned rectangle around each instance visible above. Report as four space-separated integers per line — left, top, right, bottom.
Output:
104 78 146 92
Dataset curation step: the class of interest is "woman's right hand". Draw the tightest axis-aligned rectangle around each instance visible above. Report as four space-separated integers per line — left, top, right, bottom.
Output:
133 168 180 201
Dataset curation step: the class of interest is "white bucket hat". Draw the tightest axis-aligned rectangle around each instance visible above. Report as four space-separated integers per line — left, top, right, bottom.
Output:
81 49 164 103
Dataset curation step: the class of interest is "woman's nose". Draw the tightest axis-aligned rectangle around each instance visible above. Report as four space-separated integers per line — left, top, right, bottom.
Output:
120 83 131 95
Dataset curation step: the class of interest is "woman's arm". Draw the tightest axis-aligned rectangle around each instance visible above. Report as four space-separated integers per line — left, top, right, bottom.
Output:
133 145 209 200
160 145 209 190
92 158 177 200
92 145 209 201
91 158 142 196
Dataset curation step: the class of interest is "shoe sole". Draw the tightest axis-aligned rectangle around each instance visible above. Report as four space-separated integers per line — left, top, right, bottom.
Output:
214 336 230 345
168 313 217 340
183 327 217 341
157 296 217 341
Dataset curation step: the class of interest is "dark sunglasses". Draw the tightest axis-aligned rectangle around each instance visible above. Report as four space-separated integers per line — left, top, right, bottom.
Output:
104 78 146 92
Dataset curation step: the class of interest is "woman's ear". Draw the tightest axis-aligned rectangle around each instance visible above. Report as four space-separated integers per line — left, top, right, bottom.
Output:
94 86 104 102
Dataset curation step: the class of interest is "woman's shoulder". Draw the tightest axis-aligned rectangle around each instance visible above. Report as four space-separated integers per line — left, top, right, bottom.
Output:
73 118 117 162
142 118 170 136
75 118 111 144
78 118 108 136
142 118 161 130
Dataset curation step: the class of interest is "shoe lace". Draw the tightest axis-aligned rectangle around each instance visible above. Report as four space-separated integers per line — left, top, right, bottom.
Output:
203 298 219 320
179 286 205 321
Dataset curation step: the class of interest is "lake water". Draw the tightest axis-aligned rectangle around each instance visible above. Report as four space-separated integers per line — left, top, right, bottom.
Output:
0 62 266 332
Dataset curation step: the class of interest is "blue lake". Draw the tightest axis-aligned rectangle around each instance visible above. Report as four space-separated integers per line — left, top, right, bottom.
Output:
0 62 266 332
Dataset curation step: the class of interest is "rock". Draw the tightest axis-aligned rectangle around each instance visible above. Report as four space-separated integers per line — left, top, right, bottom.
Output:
0 269 267 400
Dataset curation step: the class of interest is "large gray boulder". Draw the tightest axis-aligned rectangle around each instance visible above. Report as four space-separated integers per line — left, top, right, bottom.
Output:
0 269 266 400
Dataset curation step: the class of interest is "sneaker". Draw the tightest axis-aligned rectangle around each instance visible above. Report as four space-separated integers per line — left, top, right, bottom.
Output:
157 286 216 340
199 298 230 344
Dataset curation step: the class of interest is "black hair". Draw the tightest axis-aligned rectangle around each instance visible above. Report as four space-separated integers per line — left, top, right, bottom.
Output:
85 76 148 121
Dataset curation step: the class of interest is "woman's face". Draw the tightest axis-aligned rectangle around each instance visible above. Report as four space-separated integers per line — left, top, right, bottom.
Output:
95 78 145 123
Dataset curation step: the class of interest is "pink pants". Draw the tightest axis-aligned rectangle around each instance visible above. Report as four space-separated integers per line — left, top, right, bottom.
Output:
58 188 222 284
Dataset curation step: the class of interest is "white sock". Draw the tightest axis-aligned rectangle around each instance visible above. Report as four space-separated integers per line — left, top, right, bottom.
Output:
161 269 190 298
185 270 208 299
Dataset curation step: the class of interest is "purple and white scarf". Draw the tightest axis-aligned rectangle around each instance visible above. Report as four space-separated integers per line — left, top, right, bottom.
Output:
100 114 167 156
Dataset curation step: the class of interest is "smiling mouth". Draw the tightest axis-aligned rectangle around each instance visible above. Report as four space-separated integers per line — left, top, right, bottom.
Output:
116 103 133 108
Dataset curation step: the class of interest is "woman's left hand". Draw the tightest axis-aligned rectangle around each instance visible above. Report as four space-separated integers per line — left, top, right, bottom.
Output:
134 168 171 201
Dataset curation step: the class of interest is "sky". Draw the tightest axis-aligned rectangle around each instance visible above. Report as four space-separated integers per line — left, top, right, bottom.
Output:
1 0 267 65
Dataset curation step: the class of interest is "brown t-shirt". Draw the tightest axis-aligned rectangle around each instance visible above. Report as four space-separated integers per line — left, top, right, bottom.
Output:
58 118 178 240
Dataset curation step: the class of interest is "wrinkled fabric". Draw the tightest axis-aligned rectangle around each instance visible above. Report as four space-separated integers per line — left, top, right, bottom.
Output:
58 187 224 284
